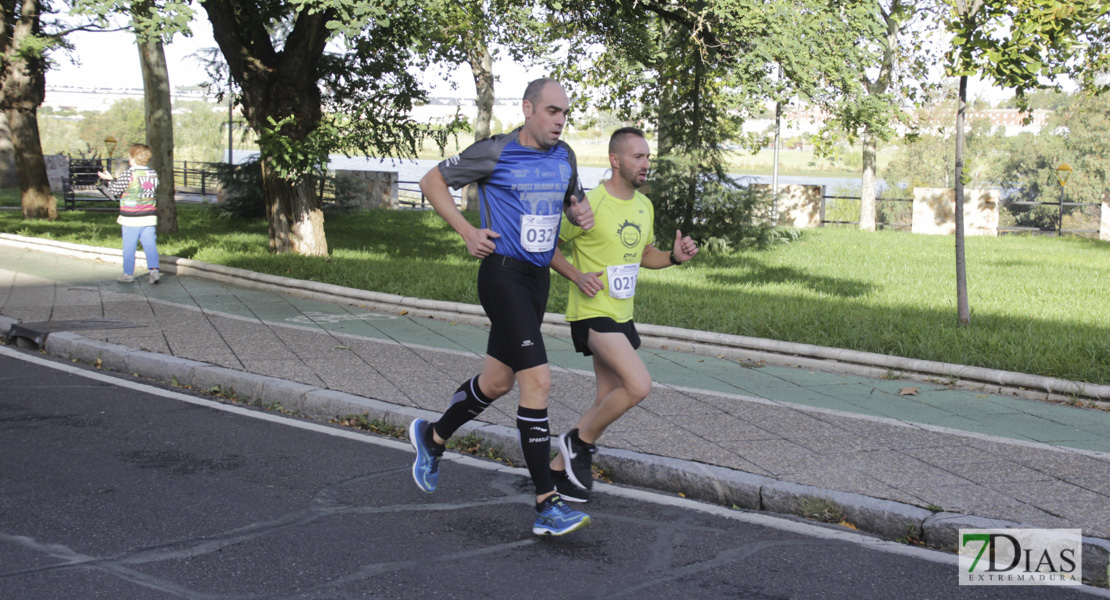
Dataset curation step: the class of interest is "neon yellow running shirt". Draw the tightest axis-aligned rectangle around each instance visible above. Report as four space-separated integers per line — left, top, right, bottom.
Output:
559 185 655 323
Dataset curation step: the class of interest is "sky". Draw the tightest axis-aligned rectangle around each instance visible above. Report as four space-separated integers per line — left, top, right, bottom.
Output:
49 12 1017 106
49 16 533 100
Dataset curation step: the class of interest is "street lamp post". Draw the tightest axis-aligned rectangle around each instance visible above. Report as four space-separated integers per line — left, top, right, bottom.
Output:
1056 163 1072 237
104 136 117 172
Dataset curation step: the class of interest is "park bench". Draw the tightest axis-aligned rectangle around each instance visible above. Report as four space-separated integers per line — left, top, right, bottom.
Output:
63 157 115 210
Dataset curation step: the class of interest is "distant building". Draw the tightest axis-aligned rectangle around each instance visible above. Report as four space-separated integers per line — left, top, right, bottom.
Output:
44 86 214 113
44 86 1052 139
966 108 1050 135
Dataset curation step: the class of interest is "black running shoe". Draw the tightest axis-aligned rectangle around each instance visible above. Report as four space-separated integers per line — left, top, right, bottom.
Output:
558 429 596 490
552 469 589 503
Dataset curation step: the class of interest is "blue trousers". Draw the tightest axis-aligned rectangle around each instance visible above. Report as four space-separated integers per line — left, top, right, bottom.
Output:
121 225 159 275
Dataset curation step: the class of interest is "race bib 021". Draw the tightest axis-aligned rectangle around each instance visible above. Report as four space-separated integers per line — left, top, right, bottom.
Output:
607 263 639 299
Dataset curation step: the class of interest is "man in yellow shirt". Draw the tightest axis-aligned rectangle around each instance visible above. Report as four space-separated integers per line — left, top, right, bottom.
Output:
549 127 698 501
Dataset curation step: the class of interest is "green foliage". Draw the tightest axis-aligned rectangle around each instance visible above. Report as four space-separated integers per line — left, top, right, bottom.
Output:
995 91 1110 230
212 159 265 220
944 0 1110 105
69 0 196 43
548 0 880 250
39 115 86 157
174 101 238 163
882 92 1005 198
74 98 146 159
651 155 772 249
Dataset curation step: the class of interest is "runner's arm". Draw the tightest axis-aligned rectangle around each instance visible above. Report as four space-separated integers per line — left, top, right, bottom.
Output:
419 168 499 258
551 242 604 297
641 230 698 269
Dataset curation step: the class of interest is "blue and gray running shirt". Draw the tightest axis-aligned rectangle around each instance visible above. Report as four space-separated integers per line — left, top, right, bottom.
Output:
437 127 584 268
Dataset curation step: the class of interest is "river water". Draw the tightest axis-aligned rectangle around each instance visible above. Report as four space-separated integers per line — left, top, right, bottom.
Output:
234 153 893 196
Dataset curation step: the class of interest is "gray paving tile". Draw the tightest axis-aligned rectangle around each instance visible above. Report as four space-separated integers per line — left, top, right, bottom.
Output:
790 434 889 453
672 412 774 442
238 358 326 388
785 469 909 502
170 349 244 369
988 481 1110 507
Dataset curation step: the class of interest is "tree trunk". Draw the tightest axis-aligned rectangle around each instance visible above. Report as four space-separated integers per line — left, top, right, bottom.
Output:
261 158 327 255
859 128 878 231
203 0 331 256
465 32 493 212
2 0 54 220
0 111 18 187
9 104 52 219
137 33 178 234
953 75 970 326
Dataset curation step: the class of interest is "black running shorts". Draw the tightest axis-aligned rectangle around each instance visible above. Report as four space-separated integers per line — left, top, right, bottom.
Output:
569 317 641 357
478 254 551 372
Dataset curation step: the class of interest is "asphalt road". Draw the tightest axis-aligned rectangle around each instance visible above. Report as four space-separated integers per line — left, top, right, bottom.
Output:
1 345 1105 600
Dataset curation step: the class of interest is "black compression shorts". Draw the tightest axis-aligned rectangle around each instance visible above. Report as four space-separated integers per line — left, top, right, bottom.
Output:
478 254 551 372
569 317 641 357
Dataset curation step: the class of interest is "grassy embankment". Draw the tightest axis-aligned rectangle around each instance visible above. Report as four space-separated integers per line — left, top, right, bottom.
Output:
3 191 1107 386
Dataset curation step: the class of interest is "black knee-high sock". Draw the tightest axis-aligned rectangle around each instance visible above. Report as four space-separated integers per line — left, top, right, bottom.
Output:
517 406 554 496
432 376 493 441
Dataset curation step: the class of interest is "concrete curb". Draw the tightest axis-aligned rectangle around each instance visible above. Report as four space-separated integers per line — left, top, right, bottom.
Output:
3 232 1107 405
0 325 1099 585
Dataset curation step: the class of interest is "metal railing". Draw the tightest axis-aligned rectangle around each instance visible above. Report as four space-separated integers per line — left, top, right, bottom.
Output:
64 159 466 211
819 195 913 230
174 161 223 195
995 199 1101 237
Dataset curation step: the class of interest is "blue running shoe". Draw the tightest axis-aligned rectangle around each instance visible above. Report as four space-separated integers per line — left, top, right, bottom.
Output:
533 495 591 536
409 418 442 493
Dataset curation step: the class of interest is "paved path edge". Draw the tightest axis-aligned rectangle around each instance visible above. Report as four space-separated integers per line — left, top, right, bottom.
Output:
2 232 1107 405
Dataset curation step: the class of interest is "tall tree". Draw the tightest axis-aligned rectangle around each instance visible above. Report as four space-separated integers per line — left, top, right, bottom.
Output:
549 0 878 245
1 0 56 219
422 0 548 211
201 0 462 255
71 0 207 235
943 0 1110 325
835 0 942 231
131 1 192 235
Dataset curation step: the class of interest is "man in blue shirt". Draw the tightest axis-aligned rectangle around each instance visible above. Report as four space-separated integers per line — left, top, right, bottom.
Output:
409 78 595 536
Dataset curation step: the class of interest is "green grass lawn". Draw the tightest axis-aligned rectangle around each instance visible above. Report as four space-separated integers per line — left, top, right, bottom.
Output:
2 202 1107 385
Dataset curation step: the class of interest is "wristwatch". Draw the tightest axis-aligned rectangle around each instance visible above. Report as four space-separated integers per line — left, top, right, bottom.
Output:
669 252 683 265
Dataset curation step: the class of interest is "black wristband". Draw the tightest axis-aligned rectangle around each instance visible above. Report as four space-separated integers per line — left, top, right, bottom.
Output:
669 252 683 266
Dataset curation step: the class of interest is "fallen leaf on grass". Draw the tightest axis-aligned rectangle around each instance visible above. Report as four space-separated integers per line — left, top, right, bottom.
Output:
899 387 919 396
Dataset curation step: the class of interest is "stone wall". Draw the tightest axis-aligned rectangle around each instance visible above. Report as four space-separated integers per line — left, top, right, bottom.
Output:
1102 194 1110 242
44 155 68 193
752 184 825 228
333 170 399 210
911 188 999 236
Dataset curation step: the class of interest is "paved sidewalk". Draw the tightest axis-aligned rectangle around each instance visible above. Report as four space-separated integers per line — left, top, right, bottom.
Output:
2 237 1109 581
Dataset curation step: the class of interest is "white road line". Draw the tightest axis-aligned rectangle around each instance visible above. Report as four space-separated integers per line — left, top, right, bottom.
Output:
5 344 1110 596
